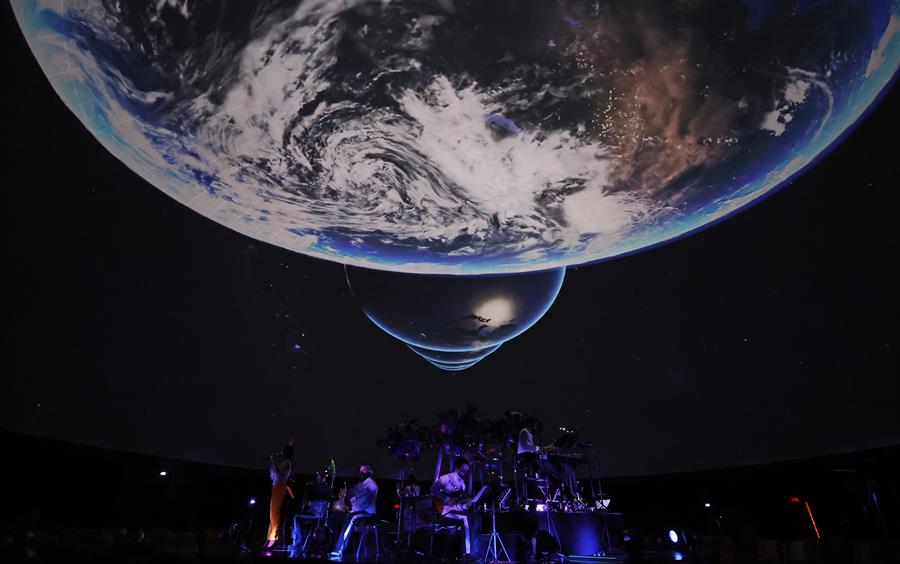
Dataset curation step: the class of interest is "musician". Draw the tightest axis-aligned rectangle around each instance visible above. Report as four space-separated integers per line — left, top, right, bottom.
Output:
517 426 539 455
288 467 334 549
431 459 478 558
396 472 420 498
395 472 421 536
305 468 336 515
330 465 378 558
517 419 560 507
265 437 296 548
519 424 582 507
517 417 550 455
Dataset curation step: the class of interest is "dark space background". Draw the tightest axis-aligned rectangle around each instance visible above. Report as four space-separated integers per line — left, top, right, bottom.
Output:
2 3 898 478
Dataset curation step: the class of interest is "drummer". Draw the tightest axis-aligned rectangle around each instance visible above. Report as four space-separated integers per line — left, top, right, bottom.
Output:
517 426 539 456
396 472 421 498
517 417 552 457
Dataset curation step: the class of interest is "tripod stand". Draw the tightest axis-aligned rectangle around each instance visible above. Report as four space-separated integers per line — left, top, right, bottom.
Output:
588 451 612 557
391 457 422 559
484 477 512 563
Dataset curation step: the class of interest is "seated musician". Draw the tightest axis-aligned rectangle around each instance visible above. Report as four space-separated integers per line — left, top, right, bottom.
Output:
290 468 333 548
330 465 378 559
431 459 478 559
304 468 334 516
397 472 420 498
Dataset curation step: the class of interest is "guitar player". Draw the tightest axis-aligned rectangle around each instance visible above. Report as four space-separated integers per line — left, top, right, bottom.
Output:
430 459 480 559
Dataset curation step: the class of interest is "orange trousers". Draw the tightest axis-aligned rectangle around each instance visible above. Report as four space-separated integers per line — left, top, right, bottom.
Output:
267 484 289 542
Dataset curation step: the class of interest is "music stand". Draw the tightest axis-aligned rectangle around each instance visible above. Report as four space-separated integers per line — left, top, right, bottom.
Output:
484 470 512 563
588 449 612 556
391 450 420 559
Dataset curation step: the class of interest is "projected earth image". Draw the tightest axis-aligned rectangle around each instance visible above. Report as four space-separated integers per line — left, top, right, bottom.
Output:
345 265 566 370
12 0 900 274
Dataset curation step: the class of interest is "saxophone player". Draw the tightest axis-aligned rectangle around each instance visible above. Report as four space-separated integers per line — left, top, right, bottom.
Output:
330 465 378 558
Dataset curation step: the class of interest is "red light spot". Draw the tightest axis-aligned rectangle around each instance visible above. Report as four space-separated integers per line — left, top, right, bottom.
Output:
789 496 801 503
805 501 821 540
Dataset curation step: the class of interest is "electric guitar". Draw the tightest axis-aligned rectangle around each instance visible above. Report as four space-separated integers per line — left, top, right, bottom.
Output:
432 485 487 516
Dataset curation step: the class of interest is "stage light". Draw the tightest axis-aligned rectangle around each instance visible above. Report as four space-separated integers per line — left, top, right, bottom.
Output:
535 503 547 512
159 471 167 477
249 498 257 505
704 502 711 508
790 496 801 503
668 530 679 544
804 501 821 540
673 552 684 561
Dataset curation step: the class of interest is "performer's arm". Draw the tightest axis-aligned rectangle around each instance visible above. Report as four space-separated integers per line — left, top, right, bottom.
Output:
430 478 449 503
301 482 311 508
284 437 295 460
349 482 361 506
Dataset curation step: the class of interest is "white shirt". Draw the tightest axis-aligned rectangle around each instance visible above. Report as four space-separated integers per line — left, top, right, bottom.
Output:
431 471 466 498
350 477 378 514
517 427 538 455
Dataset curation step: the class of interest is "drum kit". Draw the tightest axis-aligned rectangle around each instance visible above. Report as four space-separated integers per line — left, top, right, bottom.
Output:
285 409 609 560
379 408 608 516
376 410 613 562
242 409 614 564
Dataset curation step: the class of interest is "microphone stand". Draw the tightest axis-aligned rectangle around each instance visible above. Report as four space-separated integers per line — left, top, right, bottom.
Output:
392 458 416 559
485 485 512 563
589 450 611 556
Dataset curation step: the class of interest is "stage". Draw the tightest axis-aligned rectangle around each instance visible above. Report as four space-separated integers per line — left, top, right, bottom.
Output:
271 508 625 563
3 432 900 564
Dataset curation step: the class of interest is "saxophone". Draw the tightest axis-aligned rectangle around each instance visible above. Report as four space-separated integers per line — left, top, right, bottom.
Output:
333 482 351 512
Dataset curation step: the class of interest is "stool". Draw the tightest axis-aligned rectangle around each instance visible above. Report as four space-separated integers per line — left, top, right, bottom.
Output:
353 517 383 560
428 515 464 558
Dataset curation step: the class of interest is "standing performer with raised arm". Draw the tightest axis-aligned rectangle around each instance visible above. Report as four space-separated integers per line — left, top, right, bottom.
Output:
265 437 295 548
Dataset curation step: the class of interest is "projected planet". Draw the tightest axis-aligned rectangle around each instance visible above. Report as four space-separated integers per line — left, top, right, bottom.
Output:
346 265 565 370
12 1 900 275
